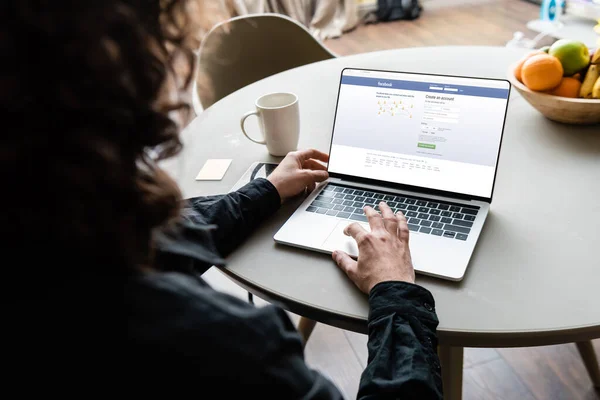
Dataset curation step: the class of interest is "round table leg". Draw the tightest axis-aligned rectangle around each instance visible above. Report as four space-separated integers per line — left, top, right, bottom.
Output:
438 345 464 400
576 341 600 388
297 317 317 347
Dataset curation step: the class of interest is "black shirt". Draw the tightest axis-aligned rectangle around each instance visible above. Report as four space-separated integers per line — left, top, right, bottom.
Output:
127 178 443 399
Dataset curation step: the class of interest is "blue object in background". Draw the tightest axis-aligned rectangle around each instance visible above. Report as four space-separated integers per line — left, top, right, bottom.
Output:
540 0 565 21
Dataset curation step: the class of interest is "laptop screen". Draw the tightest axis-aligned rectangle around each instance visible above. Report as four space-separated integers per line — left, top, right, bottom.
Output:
327 68 510 200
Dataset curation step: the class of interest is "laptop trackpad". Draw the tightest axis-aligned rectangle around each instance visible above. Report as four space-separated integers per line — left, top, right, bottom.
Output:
322 220 371 258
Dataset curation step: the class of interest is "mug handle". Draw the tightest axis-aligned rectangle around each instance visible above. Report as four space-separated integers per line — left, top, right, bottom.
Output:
240 111 266 144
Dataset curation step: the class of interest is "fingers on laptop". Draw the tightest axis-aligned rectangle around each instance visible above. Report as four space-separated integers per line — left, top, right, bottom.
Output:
379 202 398 234
304 169 328 183
343 222 368 242
364 206 384 231
296 148 329 163
396 212 410 244
345 203 410 242
303 158 327 171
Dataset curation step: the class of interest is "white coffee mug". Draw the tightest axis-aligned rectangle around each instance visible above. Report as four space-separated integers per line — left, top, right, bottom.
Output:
240 92 300 156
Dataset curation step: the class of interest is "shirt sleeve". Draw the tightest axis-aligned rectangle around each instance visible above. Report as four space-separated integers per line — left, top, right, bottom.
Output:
182 177 281 257
358 281 443 400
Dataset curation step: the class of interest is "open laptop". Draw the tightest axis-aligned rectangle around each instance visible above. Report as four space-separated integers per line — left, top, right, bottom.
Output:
274 68 511 281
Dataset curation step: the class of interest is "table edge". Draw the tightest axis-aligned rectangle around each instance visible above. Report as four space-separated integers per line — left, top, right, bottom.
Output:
219 267 369 334
219 267 600 347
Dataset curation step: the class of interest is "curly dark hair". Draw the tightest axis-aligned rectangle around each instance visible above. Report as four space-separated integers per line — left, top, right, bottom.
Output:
0 1 218 274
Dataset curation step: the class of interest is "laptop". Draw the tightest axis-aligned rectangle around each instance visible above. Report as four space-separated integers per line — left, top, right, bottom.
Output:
274 68 511 281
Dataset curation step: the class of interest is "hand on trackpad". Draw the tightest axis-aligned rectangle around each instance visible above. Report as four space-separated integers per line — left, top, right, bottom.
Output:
322 220 371 258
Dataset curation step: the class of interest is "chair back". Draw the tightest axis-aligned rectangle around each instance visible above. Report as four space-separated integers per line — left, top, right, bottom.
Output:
196 14 336 110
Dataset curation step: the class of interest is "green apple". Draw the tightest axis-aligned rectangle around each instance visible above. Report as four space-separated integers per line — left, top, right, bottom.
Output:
549 39 590 76
539 45 550 53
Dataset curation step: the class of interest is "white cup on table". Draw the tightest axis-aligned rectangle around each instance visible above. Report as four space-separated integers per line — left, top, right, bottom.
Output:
240 92 300 156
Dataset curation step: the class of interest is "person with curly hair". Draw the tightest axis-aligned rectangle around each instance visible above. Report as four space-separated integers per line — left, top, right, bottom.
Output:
1 1 441 398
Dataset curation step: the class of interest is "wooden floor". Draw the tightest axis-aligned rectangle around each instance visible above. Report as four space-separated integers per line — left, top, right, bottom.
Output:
323 0 555 56
309 327 600 400
203 1 598 398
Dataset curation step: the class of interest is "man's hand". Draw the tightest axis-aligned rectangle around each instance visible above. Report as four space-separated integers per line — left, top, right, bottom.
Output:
333 202 415 294
267 149 329 203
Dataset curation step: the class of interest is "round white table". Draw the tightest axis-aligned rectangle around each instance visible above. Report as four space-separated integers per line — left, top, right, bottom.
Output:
169 46 600 399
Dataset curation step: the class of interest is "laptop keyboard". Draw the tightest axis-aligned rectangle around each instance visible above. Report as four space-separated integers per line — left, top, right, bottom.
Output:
306 183 479 241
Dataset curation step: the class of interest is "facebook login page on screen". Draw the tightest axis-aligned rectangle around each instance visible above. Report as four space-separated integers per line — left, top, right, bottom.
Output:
327 69 510 198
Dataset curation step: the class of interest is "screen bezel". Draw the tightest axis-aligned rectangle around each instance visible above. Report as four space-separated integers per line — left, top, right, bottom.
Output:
326 67 511 203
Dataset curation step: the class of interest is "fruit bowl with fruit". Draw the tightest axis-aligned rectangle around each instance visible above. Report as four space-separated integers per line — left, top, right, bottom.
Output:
507 40 600 125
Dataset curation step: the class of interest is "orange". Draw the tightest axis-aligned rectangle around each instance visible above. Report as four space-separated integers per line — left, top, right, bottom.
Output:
548 77 582 98
521 54 564 91
513 50 545 82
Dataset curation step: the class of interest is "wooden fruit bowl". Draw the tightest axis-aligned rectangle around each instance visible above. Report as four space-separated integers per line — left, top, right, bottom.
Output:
507 66 600 125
